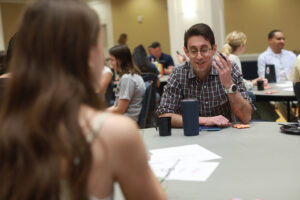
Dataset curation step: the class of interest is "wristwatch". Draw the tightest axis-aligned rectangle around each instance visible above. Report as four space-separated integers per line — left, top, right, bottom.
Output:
225 84 237 94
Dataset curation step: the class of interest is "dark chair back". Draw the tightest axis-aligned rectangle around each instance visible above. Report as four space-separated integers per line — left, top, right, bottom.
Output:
104 81 115 106
293 82 300 119
104 69 116 107
141 73 157 111
241 60 258 80
138 80 154 128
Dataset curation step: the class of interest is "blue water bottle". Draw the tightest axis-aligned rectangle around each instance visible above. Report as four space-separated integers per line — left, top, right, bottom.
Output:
181 99 199 136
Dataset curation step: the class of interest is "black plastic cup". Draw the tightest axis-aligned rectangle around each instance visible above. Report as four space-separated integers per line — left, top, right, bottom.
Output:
181 99 199 136
158 117 171 136
257 80 264 91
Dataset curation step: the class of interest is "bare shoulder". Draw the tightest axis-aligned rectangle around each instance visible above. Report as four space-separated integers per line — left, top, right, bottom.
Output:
96 113 141 147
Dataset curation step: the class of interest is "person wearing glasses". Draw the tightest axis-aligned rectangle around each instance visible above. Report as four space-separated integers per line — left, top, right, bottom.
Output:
157 23 253 127
0 1 166 200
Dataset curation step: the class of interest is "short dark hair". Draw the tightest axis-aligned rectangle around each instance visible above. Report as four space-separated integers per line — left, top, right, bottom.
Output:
184 23 215 48
268 29 281 39
150 42 160 48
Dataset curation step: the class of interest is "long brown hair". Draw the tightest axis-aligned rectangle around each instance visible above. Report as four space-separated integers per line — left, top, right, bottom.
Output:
0 0 102 199
109 44 141 77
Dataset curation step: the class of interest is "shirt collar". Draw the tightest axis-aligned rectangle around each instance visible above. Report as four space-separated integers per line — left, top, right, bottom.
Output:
267 46 283 55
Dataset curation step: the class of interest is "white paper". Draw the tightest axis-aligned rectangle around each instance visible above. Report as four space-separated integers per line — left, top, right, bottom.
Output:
149 144 221 182
150 159 219 181
275 81 293 88
150 144 221 162
282 87 294 91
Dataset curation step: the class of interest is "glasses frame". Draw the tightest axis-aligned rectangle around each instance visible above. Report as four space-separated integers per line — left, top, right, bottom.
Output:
187 47 213 58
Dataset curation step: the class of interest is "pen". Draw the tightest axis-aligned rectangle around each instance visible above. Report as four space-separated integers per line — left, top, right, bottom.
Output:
218 51 227 61
160 159 180 183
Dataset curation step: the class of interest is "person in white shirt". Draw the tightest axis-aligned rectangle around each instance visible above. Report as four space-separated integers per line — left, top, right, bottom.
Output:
258 30 296 82
257 30 297 121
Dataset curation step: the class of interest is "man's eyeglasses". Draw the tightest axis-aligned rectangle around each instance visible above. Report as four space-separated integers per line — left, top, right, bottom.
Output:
188 48 212 57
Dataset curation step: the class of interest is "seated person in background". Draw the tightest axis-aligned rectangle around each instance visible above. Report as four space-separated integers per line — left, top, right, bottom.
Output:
257 30 296 121
148 41 174 75
133 44 160 87
221 31 267 90
107 45 145 122
258 30 296 82
157 23 253 127
0 1 166 200
117 33 128 45
222 31 280 121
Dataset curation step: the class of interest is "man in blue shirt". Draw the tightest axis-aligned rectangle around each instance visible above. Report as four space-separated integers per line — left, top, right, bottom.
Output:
258 30 296 82
148 42 174 75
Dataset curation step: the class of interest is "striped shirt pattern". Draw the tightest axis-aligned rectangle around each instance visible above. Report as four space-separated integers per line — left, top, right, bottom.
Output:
157 60 253 121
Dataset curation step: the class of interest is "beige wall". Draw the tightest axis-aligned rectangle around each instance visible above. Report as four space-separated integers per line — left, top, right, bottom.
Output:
224 0 300 54
110 0 170 54
3 1 300 55
1 3 24 49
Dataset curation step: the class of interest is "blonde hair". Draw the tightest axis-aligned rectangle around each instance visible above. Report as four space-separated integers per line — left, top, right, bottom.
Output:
221 31 247 56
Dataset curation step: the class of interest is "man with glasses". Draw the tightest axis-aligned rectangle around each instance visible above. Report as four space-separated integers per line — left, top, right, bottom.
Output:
157 23 253 127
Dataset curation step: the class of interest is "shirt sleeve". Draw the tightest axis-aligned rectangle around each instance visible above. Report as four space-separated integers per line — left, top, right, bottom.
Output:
287 51 297 76
102 66 113 75
157 68 182 115
232 63 255 108
167 55 174 67
119 75 136 101
257 54 265 77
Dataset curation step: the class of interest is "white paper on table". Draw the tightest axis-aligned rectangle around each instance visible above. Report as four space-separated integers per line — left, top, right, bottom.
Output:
275 81 293 88
282 87 294 91
149 144 221 162
150 159 219 181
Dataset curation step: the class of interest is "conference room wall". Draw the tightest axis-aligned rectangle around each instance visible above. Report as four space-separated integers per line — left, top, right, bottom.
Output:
1 0 300 55
110 0 170 54
1 2 24 50
224 0 300 54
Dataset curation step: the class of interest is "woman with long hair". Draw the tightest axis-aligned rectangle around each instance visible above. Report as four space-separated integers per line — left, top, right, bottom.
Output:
133 44 158 74
108 45 145 122
0 1 165 200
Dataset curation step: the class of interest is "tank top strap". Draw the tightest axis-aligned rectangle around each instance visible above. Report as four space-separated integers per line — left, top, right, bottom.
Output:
86 112 109 143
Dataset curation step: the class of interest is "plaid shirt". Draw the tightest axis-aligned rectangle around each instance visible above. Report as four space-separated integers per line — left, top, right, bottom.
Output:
157 60 253 121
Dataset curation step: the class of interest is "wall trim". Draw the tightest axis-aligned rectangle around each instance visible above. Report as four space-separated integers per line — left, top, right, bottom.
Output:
239 53 260 62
